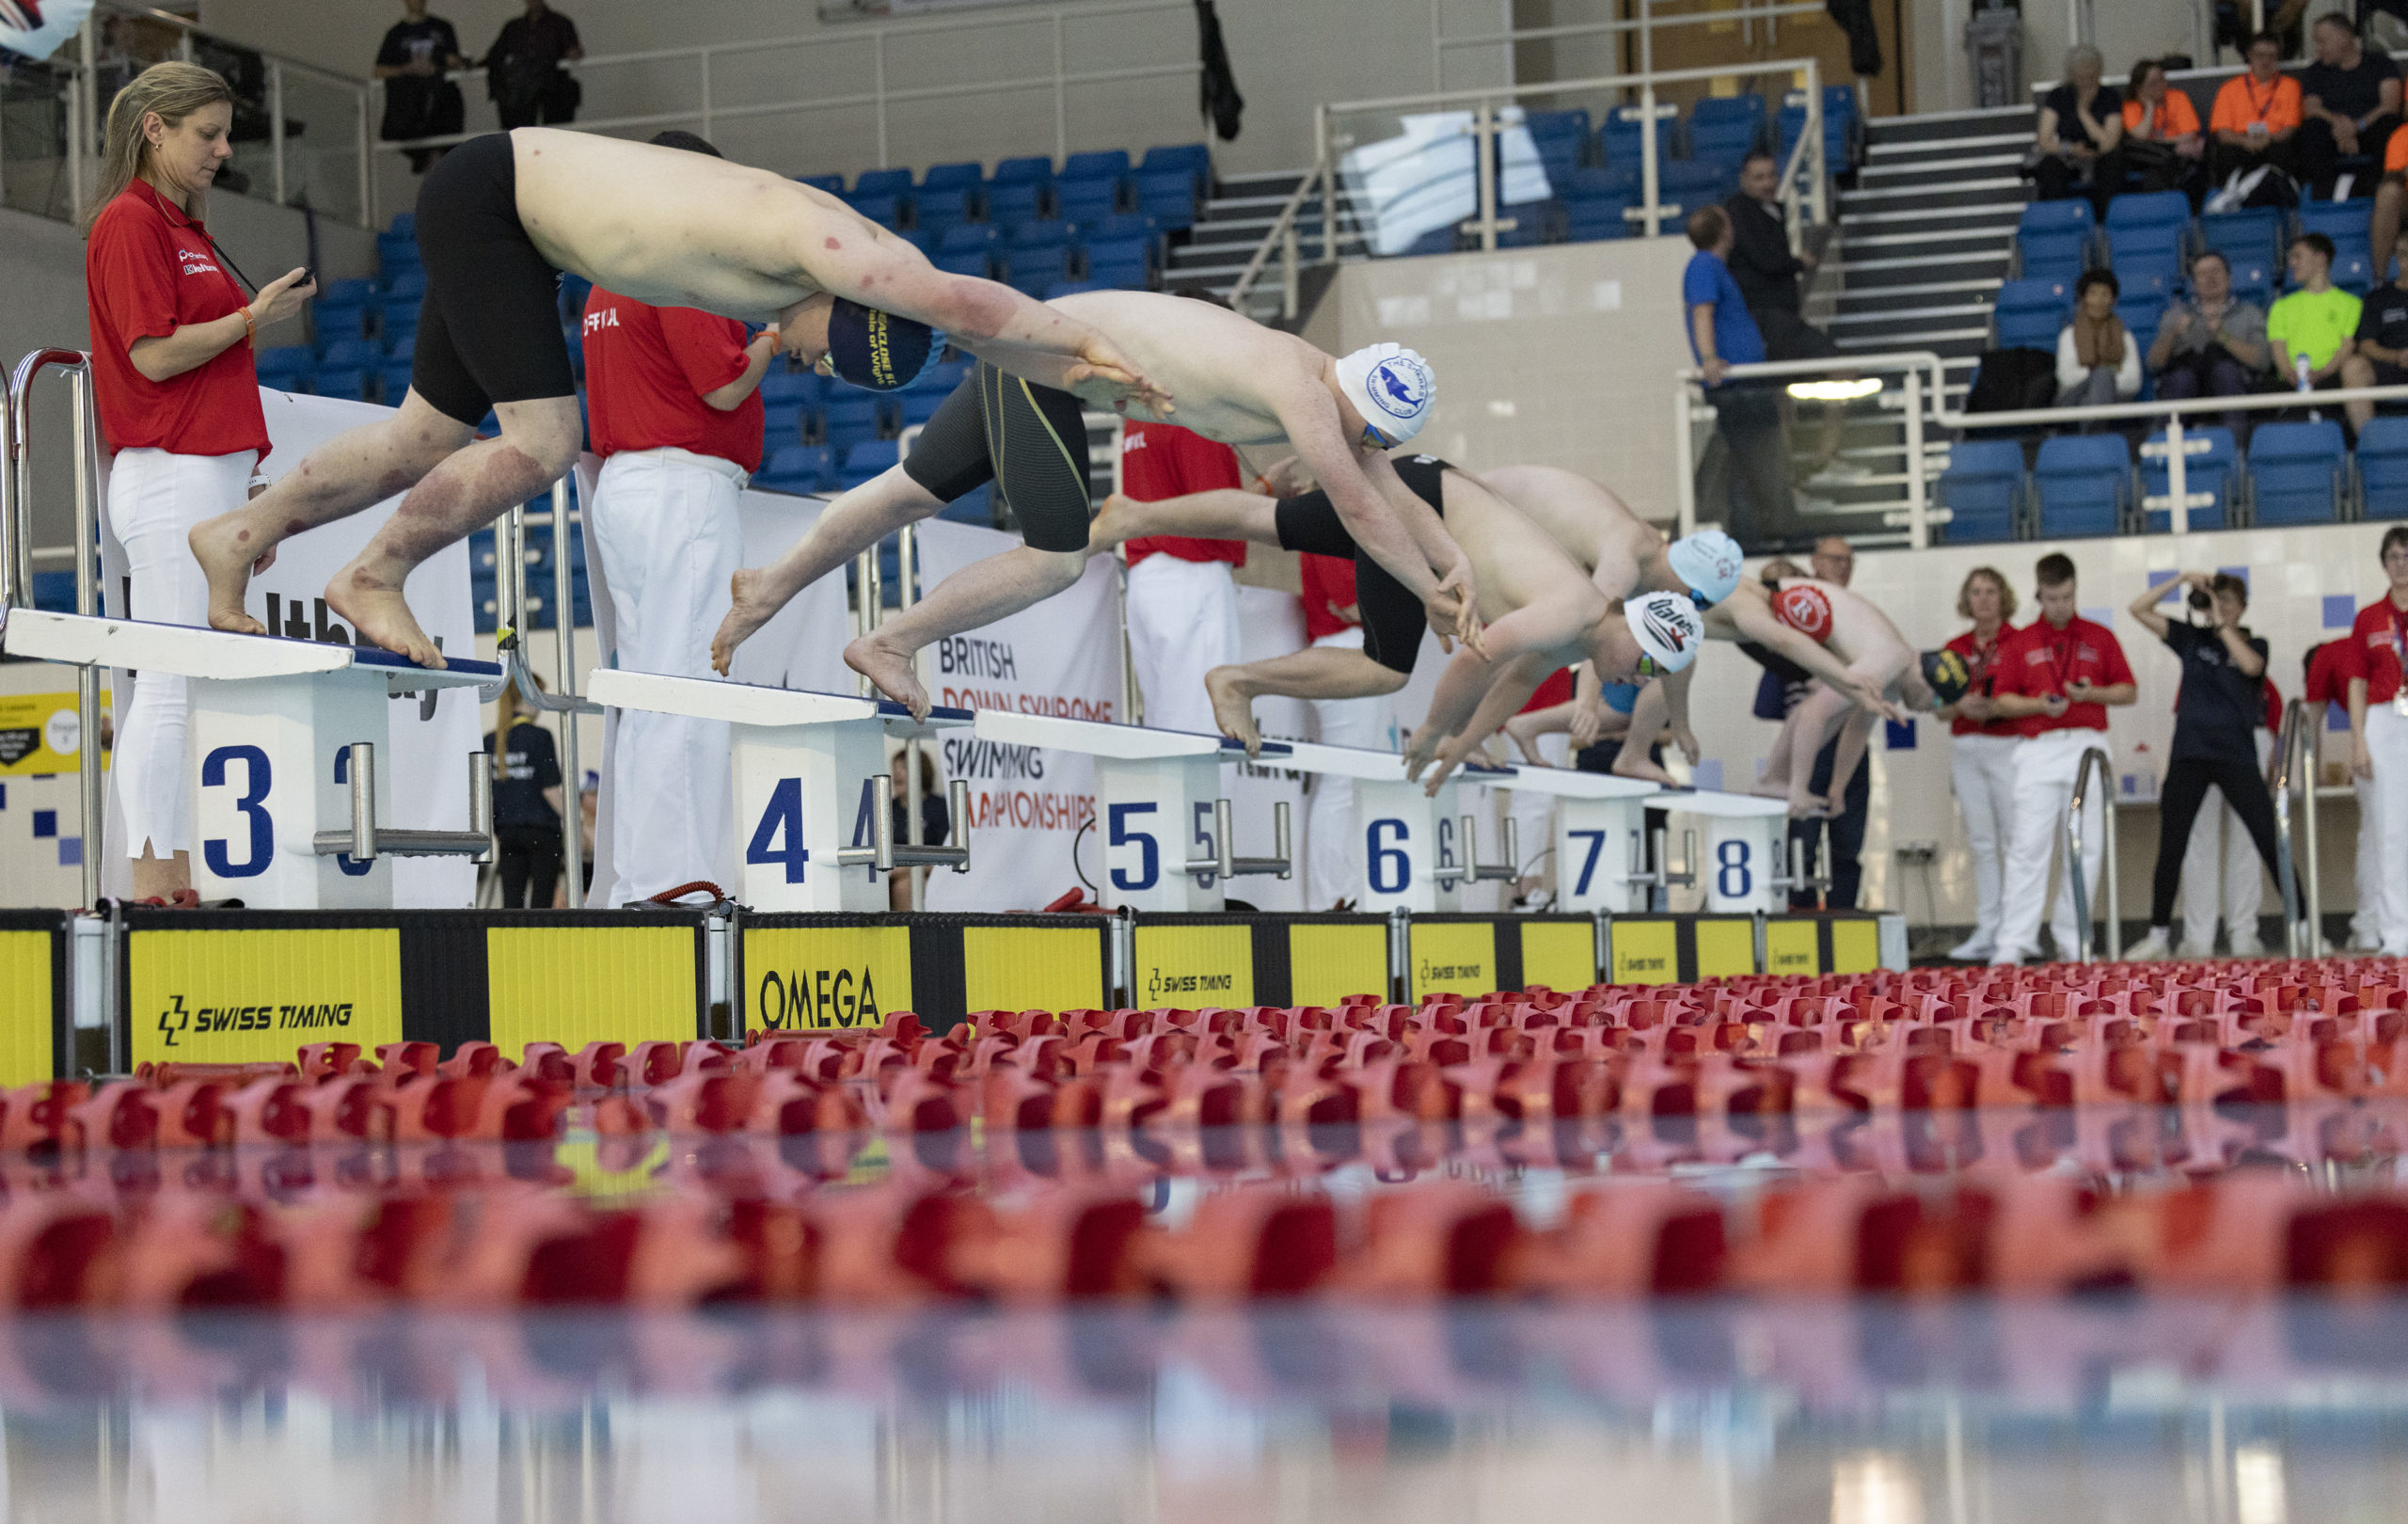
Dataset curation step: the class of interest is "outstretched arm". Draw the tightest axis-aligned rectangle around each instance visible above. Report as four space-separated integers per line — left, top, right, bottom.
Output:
1404 647 1554 786
787 235 1168 411
1725 600 1903 719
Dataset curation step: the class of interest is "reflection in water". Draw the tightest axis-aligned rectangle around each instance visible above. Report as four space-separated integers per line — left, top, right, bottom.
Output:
0 1303 2400 1521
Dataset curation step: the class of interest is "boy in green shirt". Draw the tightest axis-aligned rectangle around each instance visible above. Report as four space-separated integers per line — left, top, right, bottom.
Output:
2268 232 2362 397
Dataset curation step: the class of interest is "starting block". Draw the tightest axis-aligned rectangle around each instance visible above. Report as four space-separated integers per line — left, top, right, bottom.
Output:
1280 744 1518 913
1656 789 1800 914
1491 768 1661 913
970 711 1292 913
585 671 973 913
0 611 499 908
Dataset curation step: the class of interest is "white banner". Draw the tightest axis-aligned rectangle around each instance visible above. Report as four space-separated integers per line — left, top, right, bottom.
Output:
0 0 94 63
97 389 479 906
914 520 1124 913
577 465 852 901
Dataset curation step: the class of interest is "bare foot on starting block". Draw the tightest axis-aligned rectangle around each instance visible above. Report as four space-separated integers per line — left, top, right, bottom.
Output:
712 567 778 676
327 564 444 668
190 514 272 635
1611 753 1678 786
1204 666 1261 757
846 631 929 719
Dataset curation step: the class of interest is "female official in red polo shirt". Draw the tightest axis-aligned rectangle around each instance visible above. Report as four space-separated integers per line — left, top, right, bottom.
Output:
83 63 313 899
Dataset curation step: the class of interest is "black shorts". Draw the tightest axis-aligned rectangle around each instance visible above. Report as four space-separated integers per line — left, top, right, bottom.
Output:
409 133 576 426
2372 359 2408 389
902 361 1092 551
1274 452 1450 675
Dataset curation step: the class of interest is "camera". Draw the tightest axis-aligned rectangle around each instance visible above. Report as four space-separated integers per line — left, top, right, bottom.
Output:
2188 586 2212 611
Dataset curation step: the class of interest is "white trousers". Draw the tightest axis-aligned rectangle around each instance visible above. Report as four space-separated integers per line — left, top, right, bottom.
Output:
1948 732 2020 953
2178 729 2272 949
1509 732 1569 894
1127 553 1240 735
590 449 743 906
2367 704 2408 956
1304 627 1386 910
1993 727 2109 963
2353 770 2380 945
106 447 254 860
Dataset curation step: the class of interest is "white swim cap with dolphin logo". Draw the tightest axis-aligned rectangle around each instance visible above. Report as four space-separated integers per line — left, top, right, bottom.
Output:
1666 529 1743 607
1625 590 1703 675
1336 342 1436 446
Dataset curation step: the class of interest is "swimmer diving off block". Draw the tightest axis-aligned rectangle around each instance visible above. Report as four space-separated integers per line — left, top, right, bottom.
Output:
188 128 1167 667
709 292 1483 717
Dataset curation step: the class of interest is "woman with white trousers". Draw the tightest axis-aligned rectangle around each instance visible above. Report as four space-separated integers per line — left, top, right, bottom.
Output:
1937 567 2022 961
83 62 315 901
2347 525 2408 956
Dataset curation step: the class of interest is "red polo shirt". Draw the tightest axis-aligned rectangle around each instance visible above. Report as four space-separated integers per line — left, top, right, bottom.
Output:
1943 622 2021 738
580 288 764 473
1119 421 1246 569
1300 552 1359 643
1520 666 1575 713
2342 596 2408 705
1990 614 2132 736
2305 637 2353 706
85 180 270 460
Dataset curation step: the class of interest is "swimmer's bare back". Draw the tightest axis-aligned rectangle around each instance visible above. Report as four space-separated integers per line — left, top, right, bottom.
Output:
1037 290 1319 440
1476 464 1658 601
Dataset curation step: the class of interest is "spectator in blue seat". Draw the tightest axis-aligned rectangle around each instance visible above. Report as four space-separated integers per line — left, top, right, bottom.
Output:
2056 269 2140 407
2029 45 2127 214
2148 250 2269 437
2118 59 2207 200
2344 228 2408 434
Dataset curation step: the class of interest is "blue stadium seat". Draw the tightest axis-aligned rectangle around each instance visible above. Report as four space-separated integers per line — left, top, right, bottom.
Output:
1658 158 1731 201
896 390 948 429
256 345 313 387
1134 169 1200 230
2106 223 2183 286
838 438 902 488
1064 149 1131 180
757 368 821 409
1564 192 1635 242
383 212 417 239
2360 415 2408 516
312 300 374 342
1138 143 1211 182
1994 277 2072 349
381 317 418 358
322 278 379 308
381 267 427 303
2140 425 2237 531
851 167 912 197
1006 244 1071 294
1690 93 1766 129
1042 279 1102 298
846 192 905 226
923 161 984 191
1009 217 1073 248
312 368 372 403
794 173 845 194
914 185 973 228
2248 420 2346 523
1600 104 1677 167
823 394 884 450
2298 201 2374 287
1937 439 2024 542
2333 246 2377 294
937 481 993 525
992 155 1054 185
1085 255 1151 289
934 249 993 279
986 181 1046 228
2104 189 2190 232
2033 434 2131 536
759 445 833 494
938 222 1001 254
1687 119 1761 169
2116 294 2169 344
319 337 384 371
2200 208 2281 274
1083 232 1156 275
379 363 413 405
762 402 808 448
376 230 418 268
1056 178 1121 223
2018 227 2091 284
920 361 970 395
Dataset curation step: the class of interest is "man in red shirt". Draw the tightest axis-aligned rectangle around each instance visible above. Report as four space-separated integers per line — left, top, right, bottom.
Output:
580 130 779 904
1119 421 1249 736
1973 551 2137 964
2305 636 2377 950
2346 525 2408 954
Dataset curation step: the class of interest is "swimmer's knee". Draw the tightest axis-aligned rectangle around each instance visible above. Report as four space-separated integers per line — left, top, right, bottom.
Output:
1034 547 1086 592
1364 664 1410 696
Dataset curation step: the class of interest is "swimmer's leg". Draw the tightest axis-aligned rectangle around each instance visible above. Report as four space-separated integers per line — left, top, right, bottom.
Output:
1205 645 1406 756
191 388 479 641
845 544 1087 719
716 466 945 674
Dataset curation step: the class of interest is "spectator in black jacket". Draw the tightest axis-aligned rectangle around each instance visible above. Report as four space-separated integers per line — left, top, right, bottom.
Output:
484 0 582 130
1722 151 1853 490
374 0 467 173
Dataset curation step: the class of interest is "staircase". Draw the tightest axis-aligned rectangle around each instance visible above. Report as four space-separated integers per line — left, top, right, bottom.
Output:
1164 169 1365 311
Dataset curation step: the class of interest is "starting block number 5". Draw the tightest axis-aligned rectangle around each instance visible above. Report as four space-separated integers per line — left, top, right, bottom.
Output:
1108 802 1218 892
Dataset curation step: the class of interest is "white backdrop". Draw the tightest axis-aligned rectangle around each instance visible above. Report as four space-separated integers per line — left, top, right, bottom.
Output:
575 463 852 900
916 519 1125 913
97 388 479 906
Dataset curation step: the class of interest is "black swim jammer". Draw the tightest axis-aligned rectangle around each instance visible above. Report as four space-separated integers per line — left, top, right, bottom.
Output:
1273 452 1450 675
901 361 1093 552
409 133 578 426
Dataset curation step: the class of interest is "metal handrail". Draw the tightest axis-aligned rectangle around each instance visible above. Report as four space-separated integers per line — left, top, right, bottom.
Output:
6 351 105 911
1436 1 1831 50
2064 745 2121 962
2269 697 2321 958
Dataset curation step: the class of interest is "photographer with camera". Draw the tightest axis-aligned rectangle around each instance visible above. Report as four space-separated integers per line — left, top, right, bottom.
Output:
2125 571 2283 960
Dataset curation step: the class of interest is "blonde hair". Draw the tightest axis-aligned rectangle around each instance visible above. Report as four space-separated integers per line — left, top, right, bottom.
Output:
85 62 234 235
1956 565 2018 621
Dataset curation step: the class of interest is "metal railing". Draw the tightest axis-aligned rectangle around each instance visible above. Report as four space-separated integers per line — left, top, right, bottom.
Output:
2064 744 2121 962
2 351 105 911
496 486 599 907
1232 56 1828 319
2270 696 2322 959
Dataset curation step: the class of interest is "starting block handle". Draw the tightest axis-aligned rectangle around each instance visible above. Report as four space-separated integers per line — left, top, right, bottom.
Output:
1768 821 1833 897
499 637 598 715
309 745 497 863
839 774 974 874
1648 826 1698 891
1223 799 1294 881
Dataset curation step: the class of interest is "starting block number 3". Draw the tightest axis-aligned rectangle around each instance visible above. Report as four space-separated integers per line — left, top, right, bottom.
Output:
201 743 274 879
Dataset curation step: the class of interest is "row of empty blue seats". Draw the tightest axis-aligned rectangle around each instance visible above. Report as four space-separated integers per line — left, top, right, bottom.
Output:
1517 86 1860 186
1939 419 2408 541
801 145 1210 233
2017 195 2385 296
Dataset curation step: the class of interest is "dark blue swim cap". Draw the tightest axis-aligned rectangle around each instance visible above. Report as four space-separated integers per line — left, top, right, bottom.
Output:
826 297 945 391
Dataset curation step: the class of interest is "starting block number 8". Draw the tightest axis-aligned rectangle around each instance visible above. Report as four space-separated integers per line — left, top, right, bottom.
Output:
1716 838 1752 900
201 743 274 879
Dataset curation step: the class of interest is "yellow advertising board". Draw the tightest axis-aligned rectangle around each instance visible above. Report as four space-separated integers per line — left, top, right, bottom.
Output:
745 921 914 1031
1408 920 1496 999
1131 921 1253 1008
0 691 106 776
128 927 402 1067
